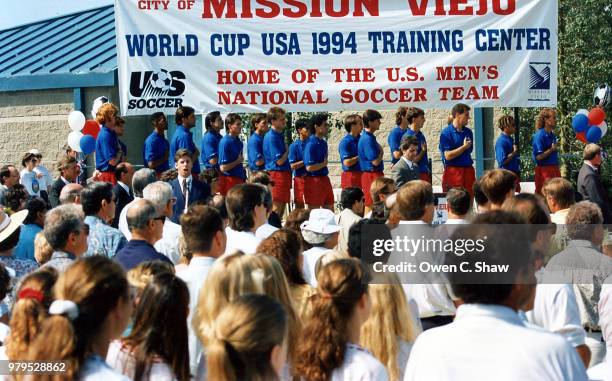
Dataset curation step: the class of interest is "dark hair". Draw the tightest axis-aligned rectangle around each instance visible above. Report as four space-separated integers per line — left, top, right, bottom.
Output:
257 229 307 285
497 115 515 132
502 194 550 225
175 106 195 125
21 153 37 168
451 103 471 118
24 197 48 225
395 106 408 125
343 114 362 133
226 184 265 232
0 263 10 301
400 135 419 151
250 113 267 134
122 273 190 381
224 113 242 131
362 109 382 128
340 187 364 210
310 114 329 128
446 188 471 216
295 119 309 134
57 156 78 175
80 182 113 216
114 162 130 182
348 219 391 264
180 205 224 253
160 169 178 182
5 184 28 212
285 208 311 250
447 211 532 305
150 112 165 124
204 111 221 131
248 171 273 187
0 165 15 185
473 179 489 207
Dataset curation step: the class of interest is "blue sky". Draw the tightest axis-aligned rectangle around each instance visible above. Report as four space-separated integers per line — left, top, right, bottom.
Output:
0 0 112 30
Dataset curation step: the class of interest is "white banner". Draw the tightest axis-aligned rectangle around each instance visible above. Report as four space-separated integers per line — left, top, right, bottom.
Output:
115 0 558 115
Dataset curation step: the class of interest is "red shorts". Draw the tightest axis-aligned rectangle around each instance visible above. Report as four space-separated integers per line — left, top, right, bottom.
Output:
269 170 291 203
535 165 561 194
361 171 384 207
419 172 432 183
95 171 116 185
293 176 306 205
218 176 244 196
442 166 476 196
304 176 334 207
341 171 363 189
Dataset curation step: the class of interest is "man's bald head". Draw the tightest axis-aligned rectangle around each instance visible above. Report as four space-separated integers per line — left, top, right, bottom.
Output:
60 183 84 205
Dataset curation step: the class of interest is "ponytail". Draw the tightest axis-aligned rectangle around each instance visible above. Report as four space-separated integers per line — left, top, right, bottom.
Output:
295 259 369 381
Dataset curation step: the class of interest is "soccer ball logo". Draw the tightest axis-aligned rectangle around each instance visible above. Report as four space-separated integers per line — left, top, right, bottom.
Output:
150 69 175 92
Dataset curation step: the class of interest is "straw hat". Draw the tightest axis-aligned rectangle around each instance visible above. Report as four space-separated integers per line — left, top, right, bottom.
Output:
0 209 28 244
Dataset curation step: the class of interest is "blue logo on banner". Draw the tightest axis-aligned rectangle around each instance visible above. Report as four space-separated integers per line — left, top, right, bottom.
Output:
529 63 551 90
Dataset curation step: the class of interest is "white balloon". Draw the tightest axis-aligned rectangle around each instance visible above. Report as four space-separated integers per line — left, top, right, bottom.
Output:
598 121 608 138
67 131 84 152
68 111 86 132
576 109 589 117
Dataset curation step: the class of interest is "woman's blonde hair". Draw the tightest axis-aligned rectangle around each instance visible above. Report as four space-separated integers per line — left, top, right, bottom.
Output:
207 294 287 381
95 102 119 125
193 252 261 346
246 255 301 365
360 273 421 381
34 231 53 265
127 260 174 299
535 108 556 130
5 267 58 360
27 257 129 380
295 258 369 381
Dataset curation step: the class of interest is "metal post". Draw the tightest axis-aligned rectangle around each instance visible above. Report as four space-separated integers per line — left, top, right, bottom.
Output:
474 108 485 178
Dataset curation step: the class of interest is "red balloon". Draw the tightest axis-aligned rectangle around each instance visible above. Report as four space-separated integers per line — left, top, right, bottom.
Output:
82 120 100 139
576 131 587 143
588 107 606 126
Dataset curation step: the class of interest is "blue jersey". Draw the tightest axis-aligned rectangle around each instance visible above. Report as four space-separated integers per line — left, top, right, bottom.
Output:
200 131 222 170
339 134 361 172
263 129 290 171
95 126 119 171
388 126 406 165
403 128 429 174
219 135 246 179
288 139 307 177
247 132 265 171
439 124 473 167
143 131 170 173
532 128 559 166
358 130 383 172
170 125 200 174
495 133 520 173
303 135 329 177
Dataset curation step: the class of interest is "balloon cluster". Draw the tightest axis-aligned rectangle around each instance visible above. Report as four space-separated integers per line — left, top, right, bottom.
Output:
66 111 99 155
571 84 610 144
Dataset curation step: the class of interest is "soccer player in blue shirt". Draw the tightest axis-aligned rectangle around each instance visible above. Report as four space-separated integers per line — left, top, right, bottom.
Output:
388 106 410 165
94 103 123 184
358 109 384 207
288 119 310 209
201 111 223 172
143 112 170 175
339 114 363 189
263 107 291 217
304 114 334 210
532 108 560 194
247 113 268 173
218 113 246 195
403 107 431 183
170 106 200 175
495 115 521 192
439 103 475 195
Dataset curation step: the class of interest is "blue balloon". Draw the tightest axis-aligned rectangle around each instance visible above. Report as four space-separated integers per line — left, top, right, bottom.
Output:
586 125 603 143
80 135 96 155
572 114 589 133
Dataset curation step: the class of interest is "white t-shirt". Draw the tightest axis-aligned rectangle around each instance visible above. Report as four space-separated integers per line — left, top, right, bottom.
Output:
224 226 262 255
154 218 182 264
106 340 175 381
302 246 330 287
19 169 40 196
404 304 587 381
81 354 130 381
177 256 215 374
331 343 388 381
33 165 50 190
526 283 586 347
255 223 279 240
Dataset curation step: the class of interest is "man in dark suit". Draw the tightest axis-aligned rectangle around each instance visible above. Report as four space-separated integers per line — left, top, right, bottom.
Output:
48 156 80 208
391 135 420 189
171 149 211 223
112 163 135 228
577 143 611 224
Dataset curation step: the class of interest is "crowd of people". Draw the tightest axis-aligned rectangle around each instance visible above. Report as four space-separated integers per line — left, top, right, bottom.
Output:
0 100 609 380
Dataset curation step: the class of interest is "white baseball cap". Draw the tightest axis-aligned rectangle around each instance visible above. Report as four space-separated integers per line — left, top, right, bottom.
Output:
300 208 341 235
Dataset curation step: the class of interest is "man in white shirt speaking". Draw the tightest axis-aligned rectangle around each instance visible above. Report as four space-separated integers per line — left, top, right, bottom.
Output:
404 211 588 381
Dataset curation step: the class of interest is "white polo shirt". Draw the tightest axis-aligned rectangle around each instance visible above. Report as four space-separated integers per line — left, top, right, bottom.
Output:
404 304 587 381
587 276 612 380
331 343 388 381
224 226 262 255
